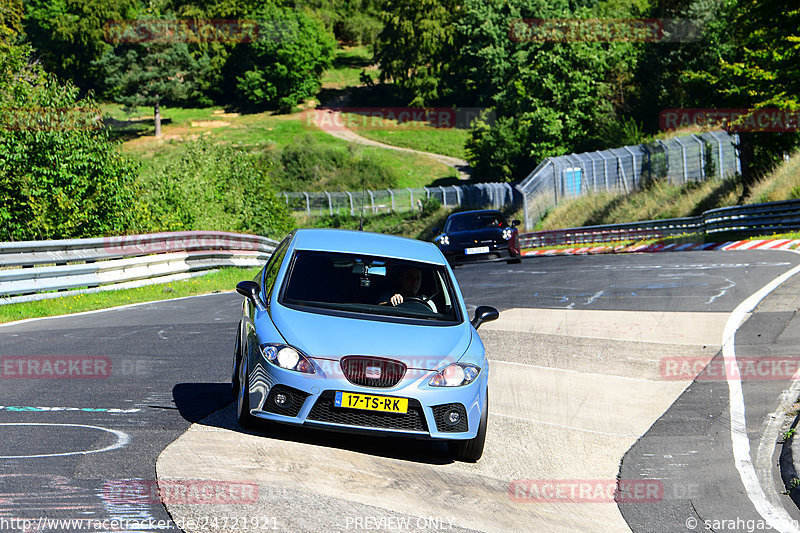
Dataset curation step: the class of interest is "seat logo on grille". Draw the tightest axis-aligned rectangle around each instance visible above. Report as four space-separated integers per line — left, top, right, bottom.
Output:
365 366 382 379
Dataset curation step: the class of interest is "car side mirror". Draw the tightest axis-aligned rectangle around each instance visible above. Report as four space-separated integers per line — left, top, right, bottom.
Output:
512 220 521 227
431 227 440 235
471 306 499 329
236 281 265 310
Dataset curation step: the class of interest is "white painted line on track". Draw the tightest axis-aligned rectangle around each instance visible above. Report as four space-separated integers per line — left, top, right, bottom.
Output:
722 251 800 533
0 423 130 458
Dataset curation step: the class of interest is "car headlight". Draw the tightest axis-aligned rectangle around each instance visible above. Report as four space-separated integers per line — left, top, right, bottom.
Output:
259 344 315 373
429 363 480 387
502 228 513 240
439 234 450 246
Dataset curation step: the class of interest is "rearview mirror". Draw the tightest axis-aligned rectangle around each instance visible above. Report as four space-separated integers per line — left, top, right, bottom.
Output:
236 281 265 310
471 306 499 329
512 220 521 227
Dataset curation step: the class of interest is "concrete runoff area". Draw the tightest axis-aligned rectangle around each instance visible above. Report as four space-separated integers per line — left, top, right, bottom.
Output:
157 309 726 532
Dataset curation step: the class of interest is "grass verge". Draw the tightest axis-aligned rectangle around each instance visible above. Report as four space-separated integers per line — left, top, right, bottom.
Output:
0 267 259 324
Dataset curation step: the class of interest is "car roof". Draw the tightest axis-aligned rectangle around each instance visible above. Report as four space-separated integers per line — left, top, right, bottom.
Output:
290 228 446 265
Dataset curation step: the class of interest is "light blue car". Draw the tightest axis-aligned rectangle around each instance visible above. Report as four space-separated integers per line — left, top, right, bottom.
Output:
233 228 499 461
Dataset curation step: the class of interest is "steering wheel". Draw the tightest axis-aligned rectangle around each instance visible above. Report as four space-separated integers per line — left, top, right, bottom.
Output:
397 296 435 313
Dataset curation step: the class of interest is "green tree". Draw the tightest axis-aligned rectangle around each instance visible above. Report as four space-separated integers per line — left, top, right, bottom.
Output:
23 0 141 90
0 44 139 240
462 0 640 180
94 18 211 136
373 0 457 106
225 4 335 112
678 0 800 196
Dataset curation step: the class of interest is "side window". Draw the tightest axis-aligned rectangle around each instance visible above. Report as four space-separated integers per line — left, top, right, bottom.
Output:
262 237 291 302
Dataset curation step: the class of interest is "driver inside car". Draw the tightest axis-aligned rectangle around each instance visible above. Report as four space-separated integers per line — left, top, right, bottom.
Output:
379 266 438 312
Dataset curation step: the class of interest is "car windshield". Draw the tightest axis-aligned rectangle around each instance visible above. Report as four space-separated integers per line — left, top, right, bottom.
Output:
445 213 507 232
280 251 461 323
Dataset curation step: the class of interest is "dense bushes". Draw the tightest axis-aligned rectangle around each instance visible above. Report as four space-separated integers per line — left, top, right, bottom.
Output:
0 45 140 241
268 135 398 192
135 138 293 237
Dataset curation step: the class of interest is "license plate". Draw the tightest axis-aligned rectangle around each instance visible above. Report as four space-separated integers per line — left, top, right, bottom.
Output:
334 392 408 413
465 246 490 255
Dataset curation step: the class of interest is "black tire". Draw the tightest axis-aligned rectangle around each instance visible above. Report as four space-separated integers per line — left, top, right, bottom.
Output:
231 327 241 399
236 349 257 429
448 390 488 462
507 251 522 264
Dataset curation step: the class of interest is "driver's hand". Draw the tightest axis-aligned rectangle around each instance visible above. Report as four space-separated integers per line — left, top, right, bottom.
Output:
390 293 403 306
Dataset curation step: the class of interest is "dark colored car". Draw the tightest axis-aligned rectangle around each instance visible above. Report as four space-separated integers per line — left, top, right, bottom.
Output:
433 210 522 265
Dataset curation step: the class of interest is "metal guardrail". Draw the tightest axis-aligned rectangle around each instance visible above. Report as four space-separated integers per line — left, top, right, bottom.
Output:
0 231 277 305
519 199 800 249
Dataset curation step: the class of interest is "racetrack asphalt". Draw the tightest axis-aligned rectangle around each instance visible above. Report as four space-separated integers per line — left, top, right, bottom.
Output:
2 250 800 532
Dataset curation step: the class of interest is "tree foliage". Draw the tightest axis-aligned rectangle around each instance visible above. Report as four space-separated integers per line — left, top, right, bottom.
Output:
93 17 211 135
0 45 139 240
373 0 457 106
671 0 800 193
225 4 335 112
23 0 140 90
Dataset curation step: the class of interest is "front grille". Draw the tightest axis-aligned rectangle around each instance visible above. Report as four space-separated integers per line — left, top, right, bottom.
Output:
431 403 469 432
263 385 309 417
340 356 406 388
307 391 427 432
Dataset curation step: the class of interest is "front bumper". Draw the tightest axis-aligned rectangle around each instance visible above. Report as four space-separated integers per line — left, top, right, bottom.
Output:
442 242 516 264
245 360 486 440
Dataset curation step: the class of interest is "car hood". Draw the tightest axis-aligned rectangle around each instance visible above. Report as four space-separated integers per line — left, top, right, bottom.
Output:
447 228 504 246
268 304 471 369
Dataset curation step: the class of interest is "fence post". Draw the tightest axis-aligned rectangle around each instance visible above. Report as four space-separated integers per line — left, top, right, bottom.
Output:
325 191 333 215
691 134 706 180
368 190 376 213
656 140 670 181
674 137 688 183
452 185 461 206
387 189 395 211
284 192 289 207
439 186 447 207
597 151 610 191
346 191 354 215
709 132 724 179
615 153 630 194
303 192 310 215
622 146 638 189
407 187 414 211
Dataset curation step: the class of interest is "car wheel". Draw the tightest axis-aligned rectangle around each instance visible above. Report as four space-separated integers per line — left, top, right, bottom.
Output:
448 390 488 462
236 348 257 429
506 251 522 264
